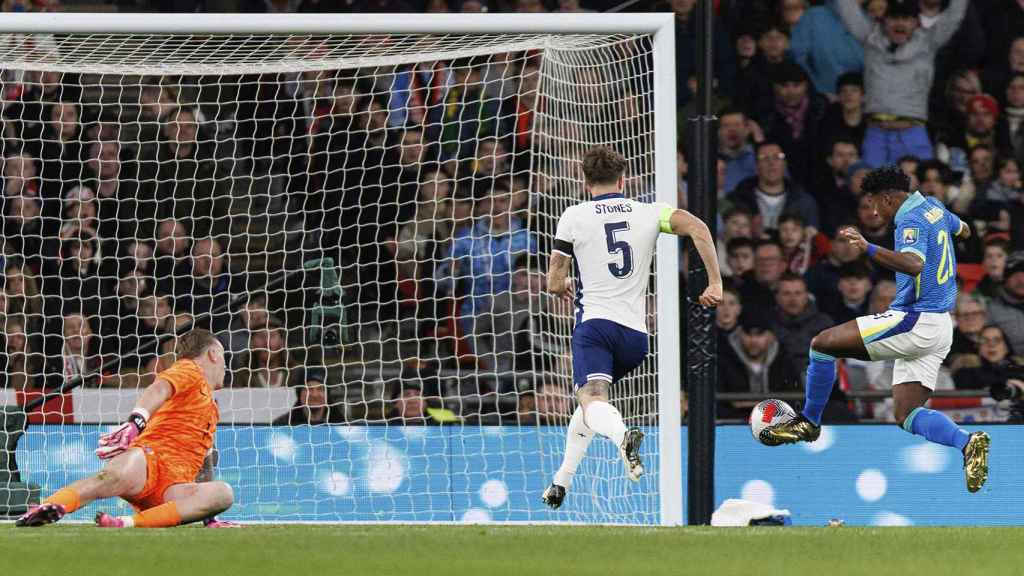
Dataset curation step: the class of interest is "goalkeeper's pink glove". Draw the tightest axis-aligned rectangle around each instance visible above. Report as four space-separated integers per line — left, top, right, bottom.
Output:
95 408 149 460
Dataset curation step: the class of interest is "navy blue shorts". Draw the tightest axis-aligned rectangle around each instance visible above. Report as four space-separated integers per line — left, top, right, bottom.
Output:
571 319 649 390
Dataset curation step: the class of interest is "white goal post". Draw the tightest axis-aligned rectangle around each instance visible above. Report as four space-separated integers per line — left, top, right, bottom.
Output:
0 12 680 525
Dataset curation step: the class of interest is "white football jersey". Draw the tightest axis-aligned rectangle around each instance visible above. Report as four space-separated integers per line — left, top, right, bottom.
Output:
554 194 669 334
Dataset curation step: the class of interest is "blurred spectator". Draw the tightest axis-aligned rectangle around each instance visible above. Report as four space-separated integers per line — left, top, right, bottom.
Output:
1001 73 1024 165
274 367 337 425
977 238 1009 298
717 284 743 335
837 0 967 166
916 158 962 212
388 383 457 425
222 292 269 361
758 61 828 188
983 37 1024 109
54 312 102 387
947 293 987 369
181 237 241 332
1 314 44 390
728 141 820 234
822 261 873 324
820 72 867 151
897 155 921 189
473 261 546 377
790 0 865 98
3 191 58 272
805 233 864 316
514 390 537 425
919 0 986 112
3 152 40 199
932 69 982 171
81 139 141 240
778 212 816 274
719 308 801 418
152 218 193 298
234 319 293 388
38 102 83 202
671 0 736 106
145 107 223 236
718 206 754 276
535 380 571 425
726 237 756 281
869 278 899 313
966 144 997 204
988 251 1024 354
952 324 1024 421
448 189 537 331
142 337 177 383
59 186 99 242
717 109 759 194
120 240 154 277
55 228 108 318
772 272 833 376
98 268 152 370
815 138 862 235
780 0 808 29
739 238 788 311
3 258 43 332
737 23 794 120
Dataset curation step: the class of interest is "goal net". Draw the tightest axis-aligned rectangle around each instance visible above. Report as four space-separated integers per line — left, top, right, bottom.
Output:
0 14 679 525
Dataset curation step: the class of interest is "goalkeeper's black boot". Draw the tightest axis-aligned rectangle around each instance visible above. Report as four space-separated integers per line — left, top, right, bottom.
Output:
761 415 821 446
542 484 566 510
963 432 991 493
620 427 645 482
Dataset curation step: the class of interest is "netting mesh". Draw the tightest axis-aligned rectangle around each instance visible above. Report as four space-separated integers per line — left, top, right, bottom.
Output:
0 30 662 524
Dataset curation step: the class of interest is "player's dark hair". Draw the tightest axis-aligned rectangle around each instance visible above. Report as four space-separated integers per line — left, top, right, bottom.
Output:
175 328 219 360
727 236 755 255
582 146 627 187
861 166 911 196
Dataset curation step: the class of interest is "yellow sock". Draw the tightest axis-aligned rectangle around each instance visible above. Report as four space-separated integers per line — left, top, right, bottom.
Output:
132 502 182 528
43 487 81 514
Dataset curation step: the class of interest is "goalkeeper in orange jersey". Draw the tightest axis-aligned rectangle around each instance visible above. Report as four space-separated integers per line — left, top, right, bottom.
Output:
16 329 235 529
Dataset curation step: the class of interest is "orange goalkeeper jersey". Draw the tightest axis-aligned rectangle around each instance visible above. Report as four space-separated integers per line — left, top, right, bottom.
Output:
132 359 219 475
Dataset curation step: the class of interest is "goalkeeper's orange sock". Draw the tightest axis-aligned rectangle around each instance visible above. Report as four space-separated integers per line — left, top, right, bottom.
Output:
129 502 182 528
43 487 82 514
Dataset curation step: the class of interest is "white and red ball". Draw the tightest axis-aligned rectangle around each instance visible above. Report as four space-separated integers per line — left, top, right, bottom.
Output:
749 399 797 444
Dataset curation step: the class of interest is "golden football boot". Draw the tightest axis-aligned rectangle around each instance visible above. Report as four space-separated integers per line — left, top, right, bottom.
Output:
760 415 821 446
962 431 991 493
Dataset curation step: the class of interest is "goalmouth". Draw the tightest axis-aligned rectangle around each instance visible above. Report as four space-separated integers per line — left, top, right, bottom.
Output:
0 12 680 526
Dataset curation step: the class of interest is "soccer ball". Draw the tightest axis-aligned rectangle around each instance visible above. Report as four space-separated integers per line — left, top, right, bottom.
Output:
749 399 797 444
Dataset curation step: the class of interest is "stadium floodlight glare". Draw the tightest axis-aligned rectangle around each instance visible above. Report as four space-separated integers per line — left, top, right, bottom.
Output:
0 12 680 525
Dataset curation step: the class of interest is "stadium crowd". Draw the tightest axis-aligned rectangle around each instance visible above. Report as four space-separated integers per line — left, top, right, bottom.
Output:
1 0 1024 424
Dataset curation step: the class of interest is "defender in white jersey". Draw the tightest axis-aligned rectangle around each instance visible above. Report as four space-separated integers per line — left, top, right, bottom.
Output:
541 147 723 510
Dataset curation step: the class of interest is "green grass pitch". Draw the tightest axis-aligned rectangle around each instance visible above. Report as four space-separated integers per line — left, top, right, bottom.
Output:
2 525 1022 576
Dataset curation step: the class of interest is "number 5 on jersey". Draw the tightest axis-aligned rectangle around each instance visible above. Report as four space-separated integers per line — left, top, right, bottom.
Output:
604 221 634 278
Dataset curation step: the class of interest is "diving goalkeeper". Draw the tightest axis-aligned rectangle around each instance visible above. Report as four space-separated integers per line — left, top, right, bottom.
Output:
16 329 234 528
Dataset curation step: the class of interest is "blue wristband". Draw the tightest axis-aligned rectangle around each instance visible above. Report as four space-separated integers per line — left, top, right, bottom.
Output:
866 243 878 257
